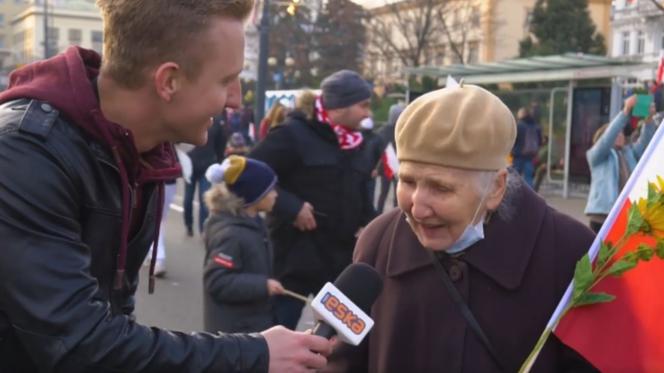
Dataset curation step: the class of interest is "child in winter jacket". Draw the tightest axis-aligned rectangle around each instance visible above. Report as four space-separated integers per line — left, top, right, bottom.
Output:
202 155 284 333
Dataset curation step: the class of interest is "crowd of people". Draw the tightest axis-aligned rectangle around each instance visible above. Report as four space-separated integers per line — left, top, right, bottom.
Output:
0 0 662 372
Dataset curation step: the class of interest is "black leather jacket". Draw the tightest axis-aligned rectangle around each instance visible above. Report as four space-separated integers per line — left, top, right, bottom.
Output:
0 99 269 372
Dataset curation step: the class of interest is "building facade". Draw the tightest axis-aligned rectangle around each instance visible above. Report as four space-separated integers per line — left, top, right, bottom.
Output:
611 0 664 63
11 0 102 66
365 0 613 84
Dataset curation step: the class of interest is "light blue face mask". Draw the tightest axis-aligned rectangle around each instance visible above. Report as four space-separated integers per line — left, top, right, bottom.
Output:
445 181 493 254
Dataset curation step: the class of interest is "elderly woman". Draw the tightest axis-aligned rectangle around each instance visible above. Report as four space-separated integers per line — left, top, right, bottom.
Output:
330 85 598 372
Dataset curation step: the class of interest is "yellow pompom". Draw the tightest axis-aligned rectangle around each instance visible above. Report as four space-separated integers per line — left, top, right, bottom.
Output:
223 155 247 185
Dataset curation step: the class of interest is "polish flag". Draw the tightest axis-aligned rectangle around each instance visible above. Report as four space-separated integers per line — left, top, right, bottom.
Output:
538 119 664 372
382 143 399 180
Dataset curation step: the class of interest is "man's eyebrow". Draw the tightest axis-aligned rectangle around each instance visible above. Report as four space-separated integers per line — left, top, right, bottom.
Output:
222 69 242 83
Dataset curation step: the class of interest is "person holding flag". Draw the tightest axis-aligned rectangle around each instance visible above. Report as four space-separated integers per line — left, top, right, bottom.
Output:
329 84 598 372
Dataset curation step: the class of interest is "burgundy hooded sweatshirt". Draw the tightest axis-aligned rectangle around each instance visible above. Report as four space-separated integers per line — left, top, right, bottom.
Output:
0 46 182 293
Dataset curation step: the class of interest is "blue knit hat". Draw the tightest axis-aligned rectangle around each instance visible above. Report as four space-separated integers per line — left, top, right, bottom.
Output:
205 156 277 206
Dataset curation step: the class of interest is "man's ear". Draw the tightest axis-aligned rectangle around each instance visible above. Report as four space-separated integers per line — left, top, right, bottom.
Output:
153 62 181 102
485 168 508 211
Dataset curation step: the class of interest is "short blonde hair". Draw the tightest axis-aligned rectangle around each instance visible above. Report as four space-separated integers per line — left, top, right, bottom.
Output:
204 183 246 216
97 0 254 89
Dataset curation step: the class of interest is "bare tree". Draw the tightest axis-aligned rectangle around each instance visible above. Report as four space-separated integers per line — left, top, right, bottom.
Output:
366 0 496 71
366 0 442 68
437 1 479 64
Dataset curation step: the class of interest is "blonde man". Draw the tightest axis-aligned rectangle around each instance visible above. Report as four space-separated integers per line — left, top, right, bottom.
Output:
0 1 332 372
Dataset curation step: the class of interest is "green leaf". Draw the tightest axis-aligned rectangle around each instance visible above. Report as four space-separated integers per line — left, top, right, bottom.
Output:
656 240 664 260
647 183 658 206
626 204 646 236
636 245 654 262
605 259 638 277
596 242 616 272
573 254 594 300
574 292 616 307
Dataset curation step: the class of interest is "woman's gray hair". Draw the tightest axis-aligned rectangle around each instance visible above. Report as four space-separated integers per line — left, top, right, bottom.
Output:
472 168 521 222
204 183 246 216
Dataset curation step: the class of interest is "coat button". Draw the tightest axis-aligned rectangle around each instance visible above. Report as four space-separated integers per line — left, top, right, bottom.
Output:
40 103 53 113
448 265 463 282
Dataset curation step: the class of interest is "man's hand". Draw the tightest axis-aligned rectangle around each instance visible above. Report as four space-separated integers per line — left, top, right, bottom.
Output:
262 326 333 373
267 279 285 296
623 95 637 116
293 202 317 231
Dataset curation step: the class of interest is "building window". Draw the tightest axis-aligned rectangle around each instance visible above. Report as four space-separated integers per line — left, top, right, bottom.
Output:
0 14 4 27
91 30 103 52
636 31 645 54
68 29 81 45
46 27 59 50
622 31 631 55
471 6 480 27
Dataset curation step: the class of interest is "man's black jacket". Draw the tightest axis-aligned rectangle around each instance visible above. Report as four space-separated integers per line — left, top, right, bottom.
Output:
0 99 268 372
250 111 376 295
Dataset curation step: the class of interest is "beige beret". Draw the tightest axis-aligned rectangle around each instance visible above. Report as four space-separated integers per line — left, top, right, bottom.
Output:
396 85 516 171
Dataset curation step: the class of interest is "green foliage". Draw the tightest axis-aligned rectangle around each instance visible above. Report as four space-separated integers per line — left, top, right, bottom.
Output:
572 254 593 301
312 0 366 79
656 240 664 260
606 258 638 277
595 242 616 274
575 292 616 307
626 203 648 236
519 0 606 57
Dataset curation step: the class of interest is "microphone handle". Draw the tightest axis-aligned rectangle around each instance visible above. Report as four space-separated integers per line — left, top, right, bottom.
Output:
312 321 337 339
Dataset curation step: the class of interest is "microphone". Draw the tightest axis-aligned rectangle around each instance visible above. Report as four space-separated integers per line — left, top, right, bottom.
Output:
310 263 383 345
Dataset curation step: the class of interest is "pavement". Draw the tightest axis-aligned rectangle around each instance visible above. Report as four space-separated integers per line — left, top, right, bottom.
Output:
135 179 591 333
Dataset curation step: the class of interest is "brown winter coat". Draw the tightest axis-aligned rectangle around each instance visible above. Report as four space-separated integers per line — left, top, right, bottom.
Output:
330 185 599 373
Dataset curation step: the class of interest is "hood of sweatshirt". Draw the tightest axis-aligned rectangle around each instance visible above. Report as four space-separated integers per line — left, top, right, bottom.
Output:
0 46 182 293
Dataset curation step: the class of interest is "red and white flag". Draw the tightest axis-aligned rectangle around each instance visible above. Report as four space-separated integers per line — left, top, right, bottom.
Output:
544 119 664 372
381 143 399 180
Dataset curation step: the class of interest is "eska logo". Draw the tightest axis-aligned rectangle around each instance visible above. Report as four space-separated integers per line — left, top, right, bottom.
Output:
320 292 366 335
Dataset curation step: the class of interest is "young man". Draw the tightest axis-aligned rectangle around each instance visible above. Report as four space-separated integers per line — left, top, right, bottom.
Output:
0 1 332 372
250 70 376 329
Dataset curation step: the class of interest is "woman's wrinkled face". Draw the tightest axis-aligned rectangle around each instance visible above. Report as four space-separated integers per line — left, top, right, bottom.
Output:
397 161 488 251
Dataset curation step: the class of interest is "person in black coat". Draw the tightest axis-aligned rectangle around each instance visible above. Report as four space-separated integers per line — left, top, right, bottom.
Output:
249 70 375 329
202 156 284 333
183 114 227 236
360 117 387 215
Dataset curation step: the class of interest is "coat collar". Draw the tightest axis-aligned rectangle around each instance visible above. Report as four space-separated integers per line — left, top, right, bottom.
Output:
386 184 548 290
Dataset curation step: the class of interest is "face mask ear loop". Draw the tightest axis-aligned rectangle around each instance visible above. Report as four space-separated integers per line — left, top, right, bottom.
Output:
470 172 497 226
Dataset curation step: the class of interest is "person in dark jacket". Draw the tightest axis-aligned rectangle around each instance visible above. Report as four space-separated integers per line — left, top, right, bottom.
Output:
250 70 375 329
183 114 227 236
376 102 403 213
359 117 386 215
202 156 284 333
0 1 333 372
329 85 597 372
511 107 542 187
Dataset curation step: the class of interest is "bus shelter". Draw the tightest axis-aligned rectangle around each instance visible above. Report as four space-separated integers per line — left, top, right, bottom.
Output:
404 54 659 198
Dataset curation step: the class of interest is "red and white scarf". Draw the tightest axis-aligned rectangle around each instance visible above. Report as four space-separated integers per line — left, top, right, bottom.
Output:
315 96 363 150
